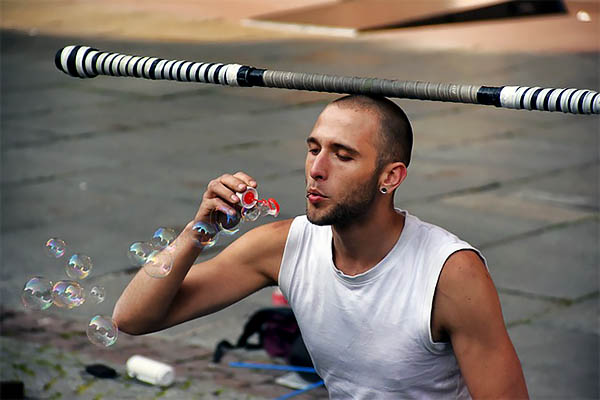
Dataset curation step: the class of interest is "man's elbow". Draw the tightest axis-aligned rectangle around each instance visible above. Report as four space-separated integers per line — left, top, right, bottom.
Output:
112 305 154 336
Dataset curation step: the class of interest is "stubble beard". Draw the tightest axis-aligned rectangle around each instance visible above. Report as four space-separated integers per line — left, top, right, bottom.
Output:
306 174 379 229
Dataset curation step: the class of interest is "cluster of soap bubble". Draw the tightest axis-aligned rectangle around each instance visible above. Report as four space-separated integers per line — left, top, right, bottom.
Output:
20 188 280 349
127 188 280 278
127 227 177 279
192 187 280 248
21 238 116 347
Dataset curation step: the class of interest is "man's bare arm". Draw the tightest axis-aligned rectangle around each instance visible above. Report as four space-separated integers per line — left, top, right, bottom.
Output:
112 172 290 335
433 250 529 399
154 218 290 332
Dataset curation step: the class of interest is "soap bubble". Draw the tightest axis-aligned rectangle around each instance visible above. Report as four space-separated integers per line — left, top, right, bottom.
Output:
191 221 218 248
52 280 86 308
22 277 54 311
213 210 241 235
87 315 118 347
143 249 174 278
242 206 261 222
151 227 177 249
66 254 93 280
128 241 156 266
45 238 66 258
89 286 106 304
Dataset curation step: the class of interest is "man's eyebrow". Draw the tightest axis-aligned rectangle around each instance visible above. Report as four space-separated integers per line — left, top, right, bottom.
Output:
306 137 359 156
306 137 319 146
332 143 360 156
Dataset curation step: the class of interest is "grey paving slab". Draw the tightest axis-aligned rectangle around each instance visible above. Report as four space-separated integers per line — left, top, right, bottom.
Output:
1 177 202 239
485 219 599 300
484 52 600 90
0 40 72 91
397 159 530 203
1 201 188 273
508 323 599 399
2 89 282 138
498 292 556 328
1 172 134 232
477 103 600 134
2 85 119 118
404 195 590 250
411 107 536 150
534 296 600 336
420 131 597 172
1 138 120 186
500 162 599 213
442 189 592 226
1 121 63 149
64 72 215 99
1 121 223 187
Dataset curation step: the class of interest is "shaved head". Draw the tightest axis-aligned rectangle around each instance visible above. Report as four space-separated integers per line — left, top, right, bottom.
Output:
330 95 413 171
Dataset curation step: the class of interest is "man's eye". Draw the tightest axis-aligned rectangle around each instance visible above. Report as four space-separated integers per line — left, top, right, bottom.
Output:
337 154 352 161
308 149 319 155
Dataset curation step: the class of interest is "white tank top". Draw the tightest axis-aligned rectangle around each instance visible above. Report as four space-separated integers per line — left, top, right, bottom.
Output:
278 209 485 399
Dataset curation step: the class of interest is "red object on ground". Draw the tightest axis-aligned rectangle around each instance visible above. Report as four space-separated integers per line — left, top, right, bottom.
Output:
272 288 289 306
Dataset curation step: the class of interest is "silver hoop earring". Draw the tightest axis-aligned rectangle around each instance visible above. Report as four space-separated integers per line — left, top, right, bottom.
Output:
379 187 388 194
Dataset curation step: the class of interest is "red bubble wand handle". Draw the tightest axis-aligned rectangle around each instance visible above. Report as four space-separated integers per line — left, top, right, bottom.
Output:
192 187 280 248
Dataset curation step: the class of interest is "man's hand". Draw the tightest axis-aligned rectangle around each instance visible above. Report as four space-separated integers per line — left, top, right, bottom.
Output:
194 172 257 223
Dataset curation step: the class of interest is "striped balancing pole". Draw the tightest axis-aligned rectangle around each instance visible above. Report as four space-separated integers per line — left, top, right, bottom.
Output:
56 45 599 115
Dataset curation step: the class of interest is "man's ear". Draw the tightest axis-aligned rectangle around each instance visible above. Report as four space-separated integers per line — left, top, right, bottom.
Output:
380 162 407 191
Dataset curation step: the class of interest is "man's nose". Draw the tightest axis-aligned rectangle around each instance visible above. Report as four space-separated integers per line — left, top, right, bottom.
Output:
309 152 328 181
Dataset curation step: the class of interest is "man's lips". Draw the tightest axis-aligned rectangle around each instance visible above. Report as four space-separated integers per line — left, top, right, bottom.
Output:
307 188 327 203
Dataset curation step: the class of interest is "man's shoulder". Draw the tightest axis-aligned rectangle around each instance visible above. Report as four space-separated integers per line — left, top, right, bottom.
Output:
404 210 464 248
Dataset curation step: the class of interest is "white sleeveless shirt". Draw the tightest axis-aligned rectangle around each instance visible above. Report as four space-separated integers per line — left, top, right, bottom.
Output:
278 210 485 399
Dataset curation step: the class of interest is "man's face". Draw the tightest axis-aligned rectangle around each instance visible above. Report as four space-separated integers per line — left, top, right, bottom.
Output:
305 104 381 228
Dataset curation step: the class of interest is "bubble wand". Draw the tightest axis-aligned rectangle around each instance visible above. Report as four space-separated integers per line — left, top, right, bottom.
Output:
192 187 280 248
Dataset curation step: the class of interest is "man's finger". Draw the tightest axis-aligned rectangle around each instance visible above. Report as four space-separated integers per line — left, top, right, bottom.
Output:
232 172 257 188
208 181 240 204
220 174 254 194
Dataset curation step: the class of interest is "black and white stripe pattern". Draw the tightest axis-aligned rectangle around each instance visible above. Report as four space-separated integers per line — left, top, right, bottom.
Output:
55 45 600 115
55 45 243 86
500 86 599 114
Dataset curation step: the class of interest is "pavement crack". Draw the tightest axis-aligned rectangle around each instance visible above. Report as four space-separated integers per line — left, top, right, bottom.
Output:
250 98 331 115
405 159 599 206
404 182 502 205
504 290 599 329
498 287 599 307
408 104 467 120
2 130 117 151
433 129 523 151
1 166 112 189
264 168 305 181
215 139 280 153
479 214 599 250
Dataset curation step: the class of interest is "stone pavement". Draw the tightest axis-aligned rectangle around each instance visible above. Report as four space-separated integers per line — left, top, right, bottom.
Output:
1 11 599 400
1 310 325 399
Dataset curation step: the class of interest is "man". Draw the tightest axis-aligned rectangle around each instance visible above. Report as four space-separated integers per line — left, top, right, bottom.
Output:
114 95 529 399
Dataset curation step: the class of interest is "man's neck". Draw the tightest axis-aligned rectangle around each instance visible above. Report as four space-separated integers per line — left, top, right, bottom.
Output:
331 205 405 276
